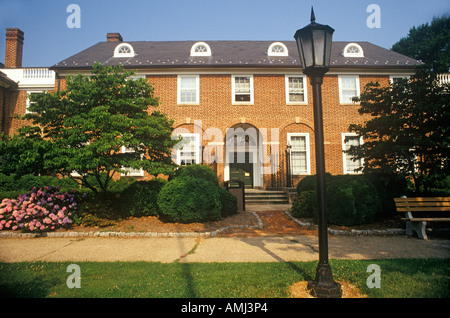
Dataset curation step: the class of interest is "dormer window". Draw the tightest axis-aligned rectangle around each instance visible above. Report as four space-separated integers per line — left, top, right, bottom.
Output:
343 43 364 57
190 42 211 56
268 42 288 57
114 43 135 57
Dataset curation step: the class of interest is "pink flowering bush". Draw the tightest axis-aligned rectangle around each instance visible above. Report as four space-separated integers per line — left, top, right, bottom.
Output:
0 186 80 232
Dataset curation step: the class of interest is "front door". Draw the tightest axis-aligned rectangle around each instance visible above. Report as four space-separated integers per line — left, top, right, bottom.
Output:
229 152 253 188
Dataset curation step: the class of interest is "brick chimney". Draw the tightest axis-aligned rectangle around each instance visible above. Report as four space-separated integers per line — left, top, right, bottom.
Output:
5 28 24 68
107 33 123 42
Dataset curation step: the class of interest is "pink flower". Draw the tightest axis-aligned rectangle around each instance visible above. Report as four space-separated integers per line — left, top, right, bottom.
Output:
43 217 52 224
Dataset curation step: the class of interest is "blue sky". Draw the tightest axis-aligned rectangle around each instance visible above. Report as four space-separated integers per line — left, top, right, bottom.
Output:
0 0 449 67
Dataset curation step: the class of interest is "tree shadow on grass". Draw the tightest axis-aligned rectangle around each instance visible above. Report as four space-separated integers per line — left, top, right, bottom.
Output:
0 278 54 298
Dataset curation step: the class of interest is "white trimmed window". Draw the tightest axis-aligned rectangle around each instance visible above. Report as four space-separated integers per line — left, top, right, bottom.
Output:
339 75 360 104
232 75 254 104
285 76 307 104
26 90 45 113
343 43 364 57
190 42 211 56
342 133 363 174
121 146 144 176
288 133 311 175
176 133 201 166
268 42 289 57
178 75 199 104
390 75 410 84
113 43 135 58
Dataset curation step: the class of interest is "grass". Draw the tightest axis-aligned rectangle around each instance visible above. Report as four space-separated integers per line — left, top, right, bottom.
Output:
0 259 448 298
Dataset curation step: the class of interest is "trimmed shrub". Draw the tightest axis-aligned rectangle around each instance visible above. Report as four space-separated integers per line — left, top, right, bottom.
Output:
326 175 380 226
0 186 79 232
218 187 238 218
0 173 79 193
157 176 221 223
292 174 381 226
364 173 408 216
296 173 332 194
170 164 219 186
291 190 315 219
120 179 167 217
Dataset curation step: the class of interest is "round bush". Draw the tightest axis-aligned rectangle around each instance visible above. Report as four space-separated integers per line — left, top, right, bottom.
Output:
157 177 221 223
170 164 219 186
218 187 238 218
120 179 166 217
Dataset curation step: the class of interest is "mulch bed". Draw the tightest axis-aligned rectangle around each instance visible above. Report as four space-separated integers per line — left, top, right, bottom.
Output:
59 209 261 234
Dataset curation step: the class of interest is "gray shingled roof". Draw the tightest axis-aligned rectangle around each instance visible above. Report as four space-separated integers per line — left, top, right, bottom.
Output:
52 40 421 70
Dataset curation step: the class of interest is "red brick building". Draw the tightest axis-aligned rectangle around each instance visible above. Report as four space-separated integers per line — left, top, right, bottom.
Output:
2 29 421 189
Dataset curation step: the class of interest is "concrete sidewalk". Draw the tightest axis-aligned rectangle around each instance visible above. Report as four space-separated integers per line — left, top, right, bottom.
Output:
1 234 449 263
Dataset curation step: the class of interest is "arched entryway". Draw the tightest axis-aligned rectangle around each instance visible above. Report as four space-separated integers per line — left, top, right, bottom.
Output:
224 123 263 188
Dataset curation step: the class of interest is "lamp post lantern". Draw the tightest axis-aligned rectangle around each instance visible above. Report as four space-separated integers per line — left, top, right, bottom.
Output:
293 7 342 298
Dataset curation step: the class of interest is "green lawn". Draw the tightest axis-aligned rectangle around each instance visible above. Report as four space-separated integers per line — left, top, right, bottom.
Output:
0 259 448 298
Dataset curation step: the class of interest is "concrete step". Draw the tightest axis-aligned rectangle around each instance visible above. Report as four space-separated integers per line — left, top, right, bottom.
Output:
245 190 290 204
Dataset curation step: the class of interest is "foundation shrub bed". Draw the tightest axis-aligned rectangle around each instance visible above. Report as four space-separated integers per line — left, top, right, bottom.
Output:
292 174 382 226
0 164 239 228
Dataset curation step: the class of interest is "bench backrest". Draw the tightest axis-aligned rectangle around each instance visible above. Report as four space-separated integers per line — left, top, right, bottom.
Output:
394 197 450 213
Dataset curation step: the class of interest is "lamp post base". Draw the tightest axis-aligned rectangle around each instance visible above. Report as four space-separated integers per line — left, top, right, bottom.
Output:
307 262 342 298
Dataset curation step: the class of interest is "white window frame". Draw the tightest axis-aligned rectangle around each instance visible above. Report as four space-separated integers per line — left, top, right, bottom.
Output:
190 42 212 57
176 133 201 166
268 42 289 57
113 43 135 58
177 75 200 105
338 75 360 104
232 75 254 105
343 43 364 58
287 133 311 175
121 146 144 177
127 74 146 81
342 133 363 174
26 90 46 113
389 75 410 84
285 75 307 105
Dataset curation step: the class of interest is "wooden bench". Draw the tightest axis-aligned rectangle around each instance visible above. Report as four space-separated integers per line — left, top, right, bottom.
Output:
394 197 450 239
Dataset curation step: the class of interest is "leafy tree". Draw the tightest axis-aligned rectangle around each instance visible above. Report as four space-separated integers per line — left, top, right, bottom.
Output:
347 71 450 194
0 126 51 176
392 15 450 73
4 63 177 194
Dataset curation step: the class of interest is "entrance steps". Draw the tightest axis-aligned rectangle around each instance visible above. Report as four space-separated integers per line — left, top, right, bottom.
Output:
245 189 290 205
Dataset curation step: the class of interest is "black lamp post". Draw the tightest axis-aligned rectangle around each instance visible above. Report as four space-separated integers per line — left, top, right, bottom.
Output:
293 7 342 298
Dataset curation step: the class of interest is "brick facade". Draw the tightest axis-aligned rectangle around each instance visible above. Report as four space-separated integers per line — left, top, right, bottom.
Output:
2 30 419 188
142 73 385 187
